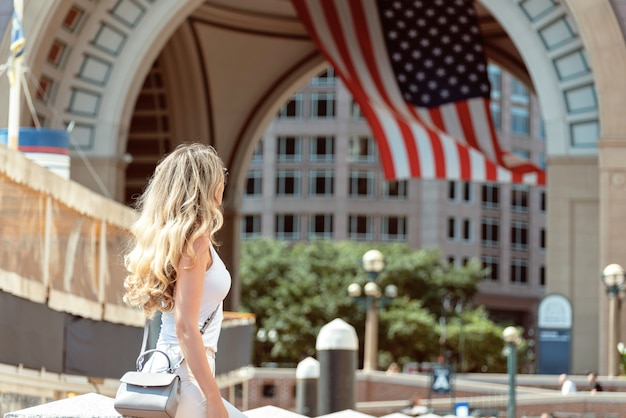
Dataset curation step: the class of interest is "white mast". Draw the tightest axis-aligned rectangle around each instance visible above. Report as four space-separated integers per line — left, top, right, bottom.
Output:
7 0 24 150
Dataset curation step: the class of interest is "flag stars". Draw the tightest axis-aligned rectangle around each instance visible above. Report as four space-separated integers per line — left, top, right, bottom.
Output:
379 0 491 106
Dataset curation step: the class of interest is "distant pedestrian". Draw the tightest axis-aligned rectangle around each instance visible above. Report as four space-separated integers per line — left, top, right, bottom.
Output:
401 393 428 416
559 373 577 394
586 371 603 393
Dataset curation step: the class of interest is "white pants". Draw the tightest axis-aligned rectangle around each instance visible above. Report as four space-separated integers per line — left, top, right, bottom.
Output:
175 352 247 418
148 345 247 418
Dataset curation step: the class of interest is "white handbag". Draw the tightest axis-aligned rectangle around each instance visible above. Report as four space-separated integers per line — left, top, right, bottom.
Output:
114 349 180 418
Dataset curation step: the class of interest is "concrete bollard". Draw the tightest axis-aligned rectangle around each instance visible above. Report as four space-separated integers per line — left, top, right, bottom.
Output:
315 318 358 415
295 356 319 416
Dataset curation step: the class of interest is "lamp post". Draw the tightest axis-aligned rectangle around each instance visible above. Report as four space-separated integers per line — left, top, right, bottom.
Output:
601 263 625 377
348 249 393 371
502 326 520 418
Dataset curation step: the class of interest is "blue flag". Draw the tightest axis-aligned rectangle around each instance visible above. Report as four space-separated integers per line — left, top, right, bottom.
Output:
11 5 25 58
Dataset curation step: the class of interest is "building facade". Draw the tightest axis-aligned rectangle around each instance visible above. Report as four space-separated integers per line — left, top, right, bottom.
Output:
240 66 546 335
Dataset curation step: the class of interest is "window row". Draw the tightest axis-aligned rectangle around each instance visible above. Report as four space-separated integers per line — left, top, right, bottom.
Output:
481 218 546 251
267 135 377 163
480 183 546 213
482 256 546 286
245 170 408 199
241 214 408 241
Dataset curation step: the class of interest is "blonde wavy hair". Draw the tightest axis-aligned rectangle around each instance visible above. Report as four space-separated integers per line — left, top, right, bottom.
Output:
123 143 226 317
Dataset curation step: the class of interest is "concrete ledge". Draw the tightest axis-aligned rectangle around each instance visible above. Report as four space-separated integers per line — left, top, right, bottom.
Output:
3 393 121 418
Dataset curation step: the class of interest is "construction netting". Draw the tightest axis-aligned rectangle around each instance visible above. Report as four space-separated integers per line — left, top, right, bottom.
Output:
0 145 143 326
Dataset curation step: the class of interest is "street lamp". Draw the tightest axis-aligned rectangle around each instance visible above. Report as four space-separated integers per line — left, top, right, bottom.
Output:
601 263 625 377
348 249 393 371
502 326 521 418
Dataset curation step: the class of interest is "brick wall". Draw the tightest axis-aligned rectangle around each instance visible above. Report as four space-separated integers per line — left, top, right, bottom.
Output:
232 369 626 417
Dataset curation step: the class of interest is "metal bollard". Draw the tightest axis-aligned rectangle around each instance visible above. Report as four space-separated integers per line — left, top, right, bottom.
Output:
315 318 358 415
295 357 319 416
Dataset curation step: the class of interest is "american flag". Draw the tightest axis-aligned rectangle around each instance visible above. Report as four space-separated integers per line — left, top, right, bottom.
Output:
292 0 546 185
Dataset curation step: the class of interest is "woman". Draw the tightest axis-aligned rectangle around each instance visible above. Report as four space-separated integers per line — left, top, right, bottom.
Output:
123 143 243 418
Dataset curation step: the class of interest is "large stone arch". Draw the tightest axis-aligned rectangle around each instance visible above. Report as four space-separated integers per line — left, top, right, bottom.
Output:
2 0 626 374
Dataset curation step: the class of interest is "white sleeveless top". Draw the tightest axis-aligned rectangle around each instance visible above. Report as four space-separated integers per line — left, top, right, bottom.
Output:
157 245 231 353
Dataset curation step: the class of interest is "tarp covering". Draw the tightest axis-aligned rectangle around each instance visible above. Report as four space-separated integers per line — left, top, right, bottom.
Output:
0 144 142 326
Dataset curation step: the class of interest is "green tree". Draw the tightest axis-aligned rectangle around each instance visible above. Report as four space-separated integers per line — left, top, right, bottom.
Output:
239 238 522 372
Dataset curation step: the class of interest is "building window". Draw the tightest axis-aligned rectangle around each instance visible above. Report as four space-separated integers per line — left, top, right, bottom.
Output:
348 215 374 241
539 265 546 287
481 218 499 248
277 136 302 162
310 136 335 162
241 214 261 239
309 214 334 240
540 190 546 212
540 228 546 250
448 181 457 201
488 64 501 99
310 92 335 119
462 218 471 241
482 256 499 282
491 102 501 131
245 170 263 196
351 99 364 119
311 68 335 85
382 216 407 241
276 170 301 196
447 217 456 240
309 170 334 196
511 106 530 135
511 185 529 213
279 93 303 118
383 180 408 199
349 170 375 198
462 182 472 202
511 79 530 104
251 140 263 163
481 184 499 209
510 259 528 284
511 221 529 251
349 136 376 163
275 214 300 240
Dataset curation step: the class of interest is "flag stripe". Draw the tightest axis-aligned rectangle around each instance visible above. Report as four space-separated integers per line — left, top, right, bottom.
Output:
292 0 546 185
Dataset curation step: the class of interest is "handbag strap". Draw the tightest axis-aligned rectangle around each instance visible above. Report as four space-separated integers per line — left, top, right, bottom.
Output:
140 304 221 354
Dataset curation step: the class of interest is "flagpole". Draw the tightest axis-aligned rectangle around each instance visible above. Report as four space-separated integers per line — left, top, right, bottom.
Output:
7 0 24 150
